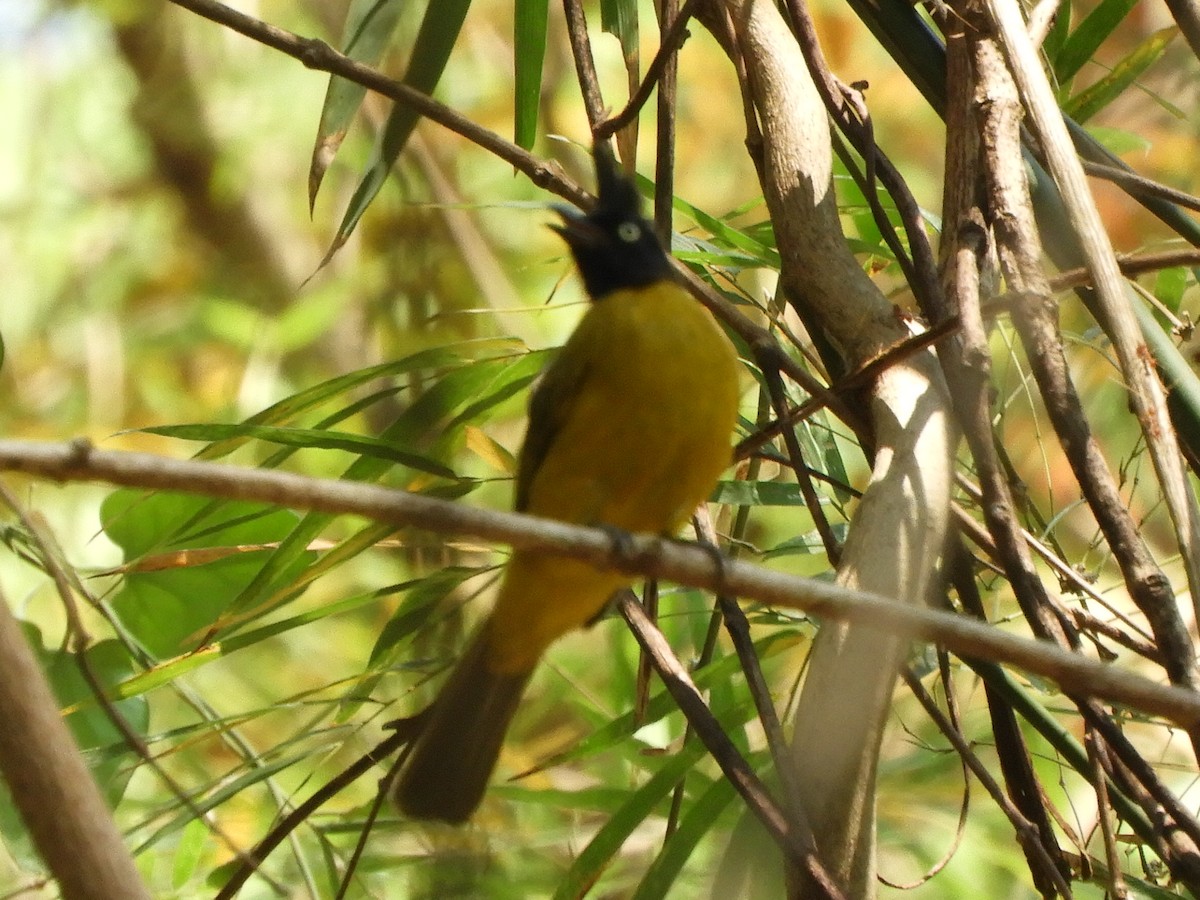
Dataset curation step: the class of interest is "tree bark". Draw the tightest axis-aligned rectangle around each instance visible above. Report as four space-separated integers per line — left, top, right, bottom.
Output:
0 592 150 900
720 0 956 894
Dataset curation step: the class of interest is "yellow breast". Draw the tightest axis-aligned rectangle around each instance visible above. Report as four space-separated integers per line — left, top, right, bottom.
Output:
486 283 741 672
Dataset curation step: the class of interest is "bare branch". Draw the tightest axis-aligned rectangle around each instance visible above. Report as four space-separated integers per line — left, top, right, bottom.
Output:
986 0 1200 617
1 441 1197 727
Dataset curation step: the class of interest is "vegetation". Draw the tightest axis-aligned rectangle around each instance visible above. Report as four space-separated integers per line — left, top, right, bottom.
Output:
3 0 1200 896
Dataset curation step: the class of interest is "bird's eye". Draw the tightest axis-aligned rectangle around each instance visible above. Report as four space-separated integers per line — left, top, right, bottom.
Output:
616 221 641 243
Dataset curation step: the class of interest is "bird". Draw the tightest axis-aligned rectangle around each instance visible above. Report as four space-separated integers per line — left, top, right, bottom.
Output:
393 141 742 823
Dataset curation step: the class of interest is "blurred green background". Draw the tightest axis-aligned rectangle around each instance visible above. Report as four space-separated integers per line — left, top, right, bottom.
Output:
2 0 1199 896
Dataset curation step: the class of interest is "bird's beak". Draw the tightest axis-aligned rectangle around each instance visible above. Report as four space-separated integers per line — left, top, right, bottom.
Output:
549 204 604 249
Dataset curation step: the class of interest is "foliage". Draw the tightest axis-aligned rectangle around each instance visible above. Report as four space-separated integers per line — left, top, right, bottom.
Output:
3 0 1200 897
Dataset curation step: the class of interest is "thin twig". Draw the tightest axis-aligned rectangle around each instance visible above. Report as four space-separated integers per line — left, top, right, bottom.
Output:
1085 728 1129 899
900 668 1074 897
653 0 681 245
1082 159 1200 214
760 363 843 565
617 594 845 900
1048 248 1200 292
943 539 1069 891
561 0 606 129
596 0 700 140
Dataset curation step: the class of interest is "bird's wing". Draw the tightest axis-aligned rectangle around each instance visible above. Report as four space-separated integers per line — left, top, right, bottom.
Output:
513 335 594 513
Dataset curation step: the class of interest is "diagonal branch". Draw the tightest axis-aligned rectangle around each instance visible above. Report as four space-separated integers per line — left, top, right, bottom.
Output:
985 0 1200 620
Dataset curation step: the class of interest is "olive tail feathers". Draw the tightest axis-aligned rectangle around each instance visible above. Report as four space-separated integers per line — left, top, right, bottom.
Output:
393 628 531 823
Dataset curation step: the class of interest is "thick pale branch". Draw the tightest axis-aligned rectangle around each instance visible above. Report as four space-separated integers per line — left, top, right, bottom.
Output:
720 0 955 892
1 441 1194 725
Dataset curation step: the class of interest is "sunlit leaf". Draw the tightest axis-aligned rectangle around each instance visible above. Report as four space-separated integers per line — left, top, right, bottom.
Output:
326 0 473 259
514 0 549 149
310 0 408 208
1053 0 1140 83
1062 27 1177 124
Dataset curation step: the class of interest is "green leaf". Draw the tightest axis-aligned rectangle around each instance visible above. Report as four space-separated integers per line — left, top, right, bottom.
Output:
368 566 487 666
310 0 408 208
194 339 522 462
647 175 780 268
46 637 149 792
140 423 460 479
102 489 304 559
514 0 549 149
1053 0 1139 84
544 633 791 766
103 491 315 656
1154 266 1189 315
1062 27 1177 124
600 0 639 64
1084 124 1152 157
552 741 709 900
171 817 208 890
327 0 473 257
108 577 417 702
633 775 739 899
711 480 809 507
442 363 542 433
1042 0 1072 66
219 352 541 627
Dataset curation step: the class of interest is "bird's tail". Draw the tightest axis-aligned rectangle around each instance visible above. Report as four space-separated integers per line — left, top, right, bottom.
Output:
393 624 531 823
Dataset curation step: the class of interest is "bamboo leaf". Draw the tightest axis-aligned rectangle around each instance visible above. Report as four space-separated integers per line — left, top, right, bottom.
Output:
309 0 407 208
1062 27 1177 123
141 422 460 479
552 742 709 900
514 0 550 149
1054 0 1141 83
326 0 473 258
633 775 739 899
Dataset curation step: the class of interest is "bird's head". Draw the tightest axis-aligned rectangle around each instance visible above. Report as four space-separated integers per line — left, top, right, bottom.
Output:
551 142 673 300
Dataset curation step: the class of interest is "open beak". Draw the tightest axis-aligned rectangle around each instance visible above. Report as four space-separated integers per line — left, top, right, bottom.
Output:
549 204 604 249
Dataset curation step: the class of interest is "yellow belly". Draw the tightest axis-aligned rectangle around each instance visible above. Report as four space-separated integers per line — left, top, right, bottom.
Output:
486 284 741 673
